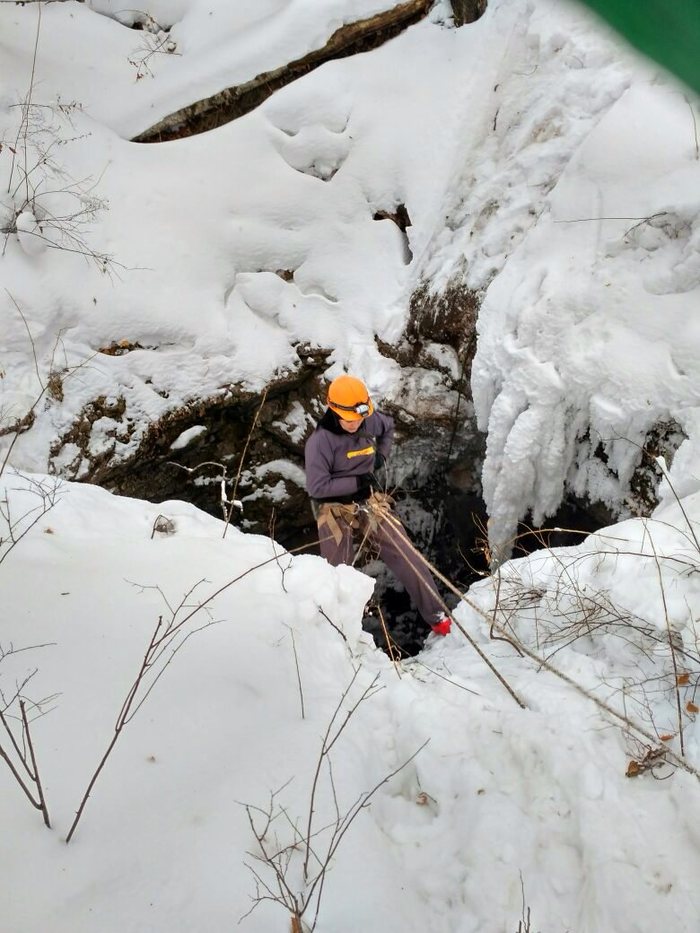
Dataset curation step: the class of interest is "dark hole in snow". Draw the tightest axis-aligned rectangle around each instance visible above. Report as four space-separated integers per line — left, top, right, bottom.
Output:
373 205 413 264
357 485 616 659
127 15 172 32
373 204 412 231
450 0 488 26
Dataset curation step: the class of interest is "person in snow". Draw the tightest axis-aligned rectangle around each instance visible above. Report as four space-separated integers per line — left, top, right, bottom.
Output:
304 374 452 636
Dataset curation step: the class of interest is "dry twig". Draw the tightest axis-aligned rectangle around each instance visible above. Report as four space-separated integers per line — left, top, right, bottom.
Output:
66 538 317 842
224 387 269 539
0 657 53 828
242 667 427 930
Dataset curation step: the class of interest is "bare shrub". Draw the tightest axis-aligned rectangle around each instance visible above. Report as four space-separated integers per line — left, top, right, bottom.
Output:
0 471 61 565
1 5 119 272
126 13 179 80
66 539 315 842
0 643 55 828
480 512 700 779
242 668 428 931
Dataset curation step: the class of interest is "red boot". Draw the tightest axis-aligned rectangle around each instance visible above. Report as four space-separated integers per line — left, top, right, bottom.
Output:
431 616 452 636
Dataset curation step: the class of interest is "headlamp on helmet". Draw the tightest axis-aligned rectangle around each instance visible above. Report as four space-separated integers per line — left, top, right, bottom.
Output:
327 375 375 421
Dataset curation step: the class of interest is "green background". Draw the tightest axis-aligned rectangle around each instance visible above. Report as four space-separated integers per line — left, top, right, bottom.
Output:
579 0 700 95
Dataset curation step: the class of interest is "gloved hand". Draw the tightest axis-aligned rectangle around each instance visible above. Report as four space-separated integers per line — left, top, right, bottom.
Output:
369 451 388 492
356 472 380 496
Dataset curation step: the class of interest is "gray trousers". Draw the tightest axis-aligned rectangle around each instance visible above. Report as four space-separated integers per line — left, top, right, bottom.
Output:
316 497 443 625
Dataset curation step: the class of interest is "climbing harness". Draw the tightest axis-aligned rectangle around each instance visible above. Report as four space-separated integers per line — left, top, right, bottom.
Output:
316 501 361 547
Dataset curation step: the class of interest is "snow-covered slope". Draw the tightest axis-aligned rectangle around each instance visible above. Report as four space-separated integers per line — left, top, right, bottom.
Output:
3 472 700 933
2 0 418 138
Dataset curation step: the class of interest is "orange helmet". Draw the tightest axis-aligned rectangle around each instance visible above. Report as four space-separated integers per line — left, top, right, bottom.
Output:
327 374 374 421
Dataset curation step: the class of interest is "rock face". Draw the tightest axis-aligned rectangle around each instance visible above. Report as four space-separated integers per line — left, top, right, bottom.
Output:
42 263 681 585
450 0 488 27
626 419 687 515
71 348 331 545
44 279 485 576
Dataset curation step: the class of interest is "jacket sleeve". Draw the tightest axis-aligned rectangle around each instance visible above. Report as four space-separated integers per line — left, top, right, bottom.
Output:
372 411 394 459
304 431 361 500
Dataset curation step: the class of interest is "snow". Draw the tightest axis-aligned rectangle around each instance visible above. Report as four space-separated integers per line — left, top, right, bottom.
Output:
253 457 307 486
169 423 207 449
469 52 700 551
0 0 524 476
3 468 700 932
2 0 413 138
4 0 696 541
3 0 700 929
273 400 317 443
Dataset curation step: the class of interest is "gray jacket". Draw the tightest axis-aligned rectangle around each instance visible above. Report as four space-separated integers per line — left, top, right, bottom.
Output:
304 409 394 503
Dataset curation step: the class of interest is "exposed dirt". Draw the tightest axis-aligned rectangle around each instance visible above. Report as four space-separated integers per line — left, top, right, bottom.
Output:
49 395 130 478
450 0 488 26
407 278 480 374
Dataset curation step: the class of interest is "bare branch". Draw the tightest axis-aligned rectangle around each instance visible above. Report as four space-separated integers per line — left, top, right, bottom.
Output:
19 699 50 827
242 671 428 931
647 526 685 757
0 647 52 828
223 387 268 538
316 606 349 645
289 628 305 720
67 540 316 841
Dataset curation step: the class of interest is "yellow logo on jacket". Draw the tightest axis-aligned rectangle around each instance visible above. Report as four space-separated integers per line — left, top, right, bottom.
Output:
346 446 375 459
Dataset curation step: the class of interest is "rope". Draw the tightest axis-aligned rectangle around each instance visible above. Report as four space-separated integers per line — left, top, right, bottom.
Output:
365 501 700 780
317 502 360 547
364 497 527 709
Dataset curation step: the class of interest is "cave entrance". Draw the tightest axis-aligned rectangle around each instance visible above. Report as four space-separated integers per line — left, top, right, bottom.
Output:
93 378 611 659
